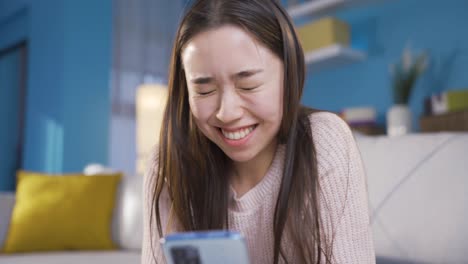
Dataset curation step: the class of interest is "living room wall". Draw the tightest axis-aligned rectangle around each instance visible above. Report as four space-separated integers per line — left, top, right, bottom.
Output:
2 0 467 185
301 0 468 128
0 0 112 178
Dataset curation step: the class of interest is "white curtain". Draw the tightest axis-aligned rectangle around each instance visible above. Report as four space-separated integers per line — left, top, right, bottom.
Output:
109 0 186 176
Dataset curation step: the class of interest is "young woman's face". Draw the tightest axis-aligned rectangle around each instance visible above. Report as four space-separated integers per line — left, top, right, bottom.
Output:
182 25 284 163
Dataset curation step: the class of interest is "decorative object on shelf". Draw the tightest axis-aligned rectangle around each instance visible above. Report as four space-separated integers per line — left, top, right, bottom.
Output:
429 89 468 115
297 17 350 53
296 17 365 69
386 105 412 136
386 44 428 136
420 109 468 132
421 89 468 132
136 84 168 176
341 106 384 135
341 106 377 126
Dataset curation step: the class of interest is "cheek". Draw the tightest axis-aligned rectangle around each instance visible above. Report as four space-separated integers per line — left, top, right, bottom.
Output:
246 88 283 120
189 96 219 123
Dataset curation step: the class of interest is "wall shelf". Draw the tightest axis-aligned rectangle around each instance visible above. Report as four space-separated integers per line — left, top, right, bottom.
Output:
305 44 366 70
288 0 349 18
287 0 352 18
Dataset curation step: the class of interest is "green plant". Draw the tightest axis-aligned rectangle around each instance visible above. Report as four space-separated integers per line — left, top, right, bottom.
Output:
389 46 428 104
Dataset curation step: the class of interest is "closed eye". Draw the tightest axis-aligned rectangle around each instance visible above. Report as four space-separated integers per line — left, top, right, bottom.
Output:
197 90 215 96
240 85 260 91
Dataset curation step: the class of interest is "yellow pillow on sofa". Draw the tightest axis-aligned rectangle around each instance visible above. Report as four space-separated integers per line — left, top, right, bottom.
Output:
2 171 122 253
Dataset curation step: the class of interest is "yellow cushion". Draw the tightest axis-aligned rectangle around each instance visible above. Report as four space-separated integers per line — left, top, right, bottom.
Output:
2 171 122 253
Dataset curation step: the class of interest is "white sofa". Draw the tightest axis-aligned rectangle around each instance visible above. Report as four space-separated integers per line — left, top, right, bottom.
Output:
358 132 468 264
0 132 467 264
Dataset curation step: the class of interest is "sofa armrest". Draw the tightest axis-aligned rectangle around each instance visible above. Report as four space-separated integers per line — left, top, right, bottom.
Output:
0 192 15 247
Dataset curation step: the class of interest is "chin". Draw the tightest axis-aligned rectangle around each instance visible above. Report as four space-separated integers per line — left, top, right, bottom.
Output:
222 149 258 163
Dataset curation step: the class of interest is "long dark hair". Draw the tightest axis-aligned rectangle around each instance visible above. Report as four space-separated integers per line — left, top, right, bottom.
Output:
151 0 335 263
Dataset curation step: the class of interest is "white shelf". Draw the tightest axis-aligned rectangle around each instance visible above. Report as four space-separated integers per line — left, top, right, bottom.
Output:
305 44 366 70
287 0 350 18
287 0 387 19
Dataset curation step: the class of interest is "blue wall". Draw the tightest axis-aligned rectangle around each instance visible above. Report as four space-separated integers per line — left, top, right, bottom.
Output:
299 0 468 129
2 0 467 185
0 0 112 179
0 48 22 191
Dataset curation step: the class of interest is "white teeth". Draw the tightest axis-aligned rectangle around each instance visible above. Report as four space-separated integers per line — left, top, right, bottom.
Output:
240 130 246 138
221 125 255 140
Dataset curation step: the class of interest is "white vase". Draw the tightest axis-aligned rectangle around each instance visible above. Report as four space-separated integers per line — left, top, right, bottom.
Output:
386 104 412 136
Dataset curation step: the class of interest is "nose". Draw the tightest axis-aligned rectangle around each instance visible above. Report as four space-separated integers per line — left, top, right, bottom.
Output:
215 89 243 123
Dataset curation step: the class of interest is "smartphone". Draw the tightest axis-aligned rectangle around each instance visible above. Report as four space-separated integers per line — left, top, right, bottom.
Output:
161 230 250 264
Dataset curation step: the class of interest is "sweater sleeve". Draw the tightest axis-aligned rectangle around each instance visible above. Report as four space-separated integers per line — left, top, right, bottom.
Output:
310 112 376 264
141 147 171 264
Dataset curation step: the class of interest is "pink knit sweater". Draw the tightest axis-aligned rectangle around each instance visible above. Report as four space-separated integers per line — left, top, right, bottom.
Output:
141 112 376 263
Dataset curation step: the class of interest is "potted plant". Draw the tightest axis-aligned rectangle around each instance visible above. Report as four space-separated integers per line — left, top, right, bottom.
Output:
387 45 428 136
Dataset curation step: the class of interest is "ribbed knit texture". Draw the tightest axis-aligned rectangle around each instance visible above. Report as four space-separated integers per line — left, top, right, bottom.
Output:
141 112 376 264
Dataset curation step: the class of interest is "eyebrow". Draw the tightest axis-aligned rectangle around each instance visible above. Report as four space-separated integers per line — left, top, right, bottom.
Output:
190 69 263 84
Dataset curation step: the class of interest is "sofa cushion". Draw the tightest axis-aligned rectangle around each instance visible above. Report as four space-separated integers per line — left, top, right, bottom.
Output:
2 171 122 253
115 174 143 250
0 251 140 264
83 164 144 250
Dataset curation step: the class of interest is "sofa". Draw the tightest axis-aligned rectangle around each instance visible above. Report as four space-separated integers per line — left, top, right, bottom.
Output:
358 132 468 264
0 132 467 264
0 171 143 264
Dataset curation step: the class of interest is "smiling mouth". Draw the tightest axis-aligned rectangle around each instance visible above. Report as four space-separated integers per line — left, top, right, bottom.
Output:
218 124 257 141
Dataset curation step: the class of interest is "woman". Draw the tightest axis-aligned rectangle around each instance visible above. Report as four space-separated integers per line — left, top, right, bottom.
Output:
142 0 375 263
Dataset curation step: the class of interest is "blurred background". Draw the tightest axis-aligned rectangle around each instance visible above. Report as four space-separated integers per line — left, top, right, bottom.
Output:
1 0 467 263
2 0 468 182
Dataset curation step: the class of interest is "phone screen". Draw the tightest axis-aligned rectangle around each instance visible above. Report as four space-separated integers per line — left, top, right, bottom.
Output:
170 245 201 263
